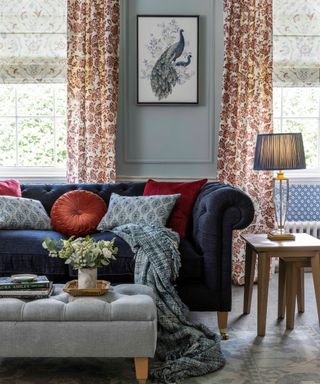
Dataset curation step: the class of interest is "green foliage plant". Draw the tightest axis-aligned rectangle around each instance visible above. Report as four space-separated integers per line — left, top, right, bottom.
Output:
42 236 118 270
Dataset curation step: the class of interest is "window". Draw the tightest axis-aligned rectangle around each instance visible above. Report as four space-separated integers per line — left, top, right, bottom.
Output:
273 87 320 170
0 84 67 167
0 0 67 180
273 0 320 177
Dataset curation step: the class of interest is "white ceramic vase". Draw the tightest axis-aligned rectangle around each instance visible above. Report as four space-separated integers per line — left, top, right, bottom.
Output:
78 268 97 289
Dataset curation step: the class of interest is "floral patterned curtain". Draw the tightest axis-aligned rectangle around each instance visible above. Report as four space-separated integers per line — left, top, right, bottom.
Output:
67 0 120 183
0 0 67 83
274 0 320 86
217 0 274 285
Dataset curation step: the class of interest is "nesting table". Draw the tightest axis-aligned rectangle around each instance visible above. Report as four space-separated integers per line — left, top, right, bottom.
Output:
241 233 320 336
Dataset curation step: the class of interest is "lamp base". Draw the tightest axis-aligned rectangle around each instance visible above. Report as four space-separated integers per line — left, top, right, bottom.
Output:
267 230 295 241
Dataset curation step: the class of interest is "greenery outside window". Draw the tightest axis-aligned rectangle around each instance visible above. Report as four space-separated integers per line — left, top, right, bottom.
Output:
273 87 320 173
0 84 67 168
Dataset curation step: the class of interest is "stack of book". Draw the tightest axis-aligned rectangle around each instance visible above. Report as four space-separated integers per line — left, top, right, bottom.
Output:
0 276 53 299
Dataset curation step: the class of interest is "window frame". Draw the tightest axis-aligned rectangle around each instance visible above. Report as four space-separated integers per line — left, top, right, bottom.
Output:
273 86 320 181
0 166 66 183
0 83 67 182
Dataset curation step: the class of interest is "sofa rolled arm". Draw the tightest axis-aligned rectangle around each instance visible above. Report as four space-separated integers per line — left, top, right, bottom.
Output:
191 182 254 309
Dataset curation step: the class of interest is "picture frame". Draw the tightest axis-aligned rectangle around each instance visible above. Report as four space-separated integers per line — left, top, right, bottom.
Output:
137 15 199 105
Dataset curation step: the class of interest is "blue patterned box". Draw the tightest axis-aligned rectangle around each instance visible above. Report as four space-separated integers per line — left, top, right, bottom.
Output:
286 184 320 222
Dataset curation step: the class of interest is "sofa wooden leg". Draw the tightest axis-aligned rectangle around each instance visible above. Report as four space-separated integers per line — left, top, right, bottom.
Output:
217 311 229 340
134 357 148 384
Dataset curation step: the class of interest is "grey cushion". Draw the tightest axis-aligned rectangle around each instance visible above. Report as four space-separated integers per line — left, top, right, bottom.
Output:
0 284 156 322
97 192 180 230
0 196 51 230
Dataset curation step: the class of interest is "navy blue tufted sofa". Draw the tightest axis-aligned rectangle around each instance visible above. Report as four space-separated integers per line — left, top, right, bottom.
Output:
0 182 254 314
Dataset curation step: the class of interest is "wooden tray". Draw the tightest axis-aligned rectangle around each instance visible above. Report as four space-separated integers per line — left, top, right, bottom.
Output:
63 280 111 296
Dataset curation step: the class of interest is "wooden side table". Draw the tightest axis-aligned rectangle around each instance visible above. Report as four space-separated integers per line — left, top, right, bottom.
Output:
241 233 320 336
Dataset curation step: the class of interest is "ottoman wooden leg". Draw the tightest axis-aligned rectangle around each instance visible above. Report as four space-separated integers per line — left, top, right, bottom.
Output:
134 357 148 384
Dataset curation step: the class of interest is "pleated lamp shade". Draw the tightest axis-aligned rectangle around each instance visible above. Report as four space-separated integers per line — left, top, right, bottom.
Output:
254 133 306 171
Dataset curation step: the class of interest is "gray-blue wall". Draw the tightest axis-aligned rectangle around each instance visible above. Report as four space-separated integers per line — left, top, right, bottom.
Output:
116 0 224 180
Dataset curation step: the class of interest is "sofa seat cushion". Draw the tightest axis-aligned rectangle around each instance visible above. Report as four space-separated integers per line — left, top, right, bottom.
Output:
0 230 204 283
68 233 203 283
0 230 67 275
94 234 204 283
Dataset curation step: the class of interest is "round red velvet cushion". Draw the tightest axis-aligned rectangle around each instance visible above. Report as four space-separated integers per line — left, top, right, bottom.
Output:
51 190 107 236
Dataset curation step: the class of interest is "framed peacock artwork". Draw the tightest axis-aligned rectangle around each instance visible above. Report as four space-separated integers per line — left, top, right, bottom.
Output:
137 15 199 105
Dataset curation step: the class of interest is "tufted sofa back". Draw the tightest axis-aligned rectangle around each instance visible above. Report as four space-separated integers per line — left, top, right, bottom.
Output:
21 183 146 215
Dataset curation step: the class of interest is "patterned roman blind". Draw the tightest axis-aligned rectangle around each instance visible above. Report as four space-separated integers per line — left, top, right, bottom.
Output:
273 0 320 86
0 0 67 83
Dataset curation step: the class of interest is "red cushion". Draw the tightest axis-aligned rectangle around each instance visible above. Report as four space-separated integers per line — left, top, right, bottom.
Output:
0 179 21 197
143 179 207 238
51 190 107 236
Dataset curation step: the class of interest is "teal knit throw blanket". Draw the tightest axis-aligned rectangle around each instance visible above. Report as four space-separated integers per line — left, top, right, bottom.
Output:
112 224 225 383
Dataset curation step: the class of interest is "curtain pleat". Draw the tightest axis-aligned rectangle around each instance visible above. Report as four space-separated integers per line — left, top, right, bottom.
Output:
67 0 120 183
217 0 274 285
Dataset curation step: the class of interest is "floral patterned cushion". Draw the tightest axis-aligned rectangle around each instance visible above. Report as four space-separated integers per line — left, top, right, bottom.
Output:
97 193 180 231
0 196 51 230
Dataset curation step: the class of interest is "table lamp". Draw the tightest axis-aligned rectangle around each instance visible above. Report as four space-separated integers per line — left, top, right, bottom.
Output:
254 133 306 241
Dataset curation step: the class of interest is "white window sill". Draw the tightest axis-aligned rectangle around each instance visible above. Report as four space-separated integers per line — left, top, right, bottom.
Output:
0 167 67 184
1 168 320 185
278 169 320 184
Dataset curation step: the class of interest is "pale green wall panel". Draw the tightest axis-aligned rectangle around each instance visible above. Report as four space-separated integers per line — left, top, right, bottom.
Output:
116 0 224 180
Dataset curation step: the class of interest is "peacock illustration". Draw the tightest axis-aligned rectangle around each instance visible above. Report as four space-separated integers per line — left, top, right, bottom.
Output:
176 54 192 67
150 29 185 100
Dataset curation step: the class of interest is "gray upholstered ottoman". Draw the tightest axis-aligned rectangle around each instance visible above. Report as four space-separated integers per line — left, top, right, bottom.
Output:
0 284 157 384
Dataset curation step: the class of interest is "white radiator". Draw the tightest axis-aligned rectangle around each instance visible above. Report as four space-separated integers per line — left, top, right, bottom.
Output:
285 221 320 239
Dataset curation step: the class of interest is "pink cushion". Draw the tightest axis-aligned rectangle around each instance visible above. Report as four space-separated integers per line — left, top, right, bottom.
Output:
0 179 21 197
143 179 207 238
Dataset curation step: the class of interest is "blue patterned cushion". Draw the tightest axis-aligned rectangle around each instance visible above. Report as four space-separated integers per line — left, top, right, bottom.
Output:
97 193 180 230
0 196 51 230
